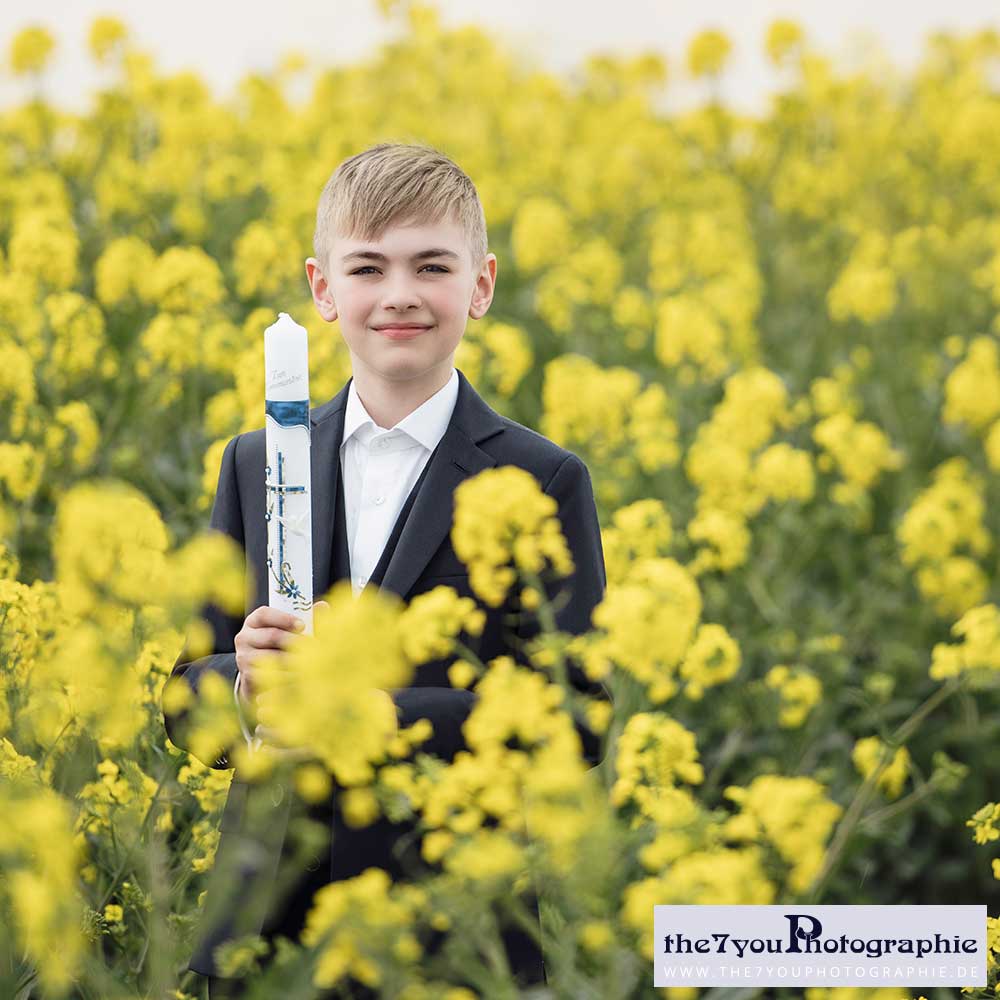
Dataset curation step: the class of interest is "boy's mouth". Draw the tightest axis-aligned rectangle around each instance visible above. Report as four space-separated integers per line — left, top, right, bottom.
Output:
374 325 433 340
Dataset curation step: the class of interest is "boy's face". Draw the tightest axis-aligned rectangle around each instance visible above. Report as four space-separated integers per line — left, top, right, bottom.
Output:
305 215 496 384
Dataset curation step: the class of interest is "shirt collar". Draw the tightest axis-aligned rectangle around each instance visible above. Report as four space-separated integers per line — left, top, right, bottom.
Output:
341 367 458 453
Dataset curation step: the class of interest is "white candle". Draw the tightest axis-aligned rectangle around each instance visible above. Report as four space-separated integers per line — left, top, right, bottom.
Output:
264 312 314 636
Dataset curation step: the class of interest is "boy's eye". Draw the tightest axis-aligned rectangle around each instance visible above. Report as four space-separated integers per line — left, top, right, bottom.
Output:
350 264 449 275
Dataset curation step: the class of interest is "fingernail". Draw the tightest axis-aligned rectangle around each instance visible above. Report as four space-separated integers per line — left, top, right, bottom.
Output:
293 620 305 633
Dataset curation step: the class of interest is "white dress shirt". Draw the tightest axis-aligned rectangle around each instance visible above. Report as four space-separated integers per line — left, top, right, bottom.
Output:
233 367 459 749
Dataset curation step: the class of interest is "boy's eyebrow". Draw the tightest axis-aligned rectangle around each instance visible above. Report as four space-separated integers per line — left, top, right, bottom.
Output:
341 248 461 263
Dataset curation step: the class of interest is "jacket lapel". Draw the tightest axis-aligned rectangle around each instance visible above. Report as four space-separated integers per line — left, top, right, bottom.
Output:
379 370 506 600
307 368 507 603
308 380 351 602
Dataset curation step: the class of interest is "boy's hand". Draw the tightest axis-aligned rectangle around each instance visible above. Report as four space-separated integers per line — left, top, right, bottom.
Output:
241 600 331 754
234 605 305 702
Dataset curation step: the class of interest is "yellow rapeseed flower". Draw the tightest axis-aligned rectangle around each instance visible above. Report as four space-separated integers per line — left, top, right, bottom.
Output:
623 848 774 959
0 442 44 502
590 557 702 700
342 786 380 828
765 665 822 728
930 603 1000 679
687 507 752 574
398 585 485 665
812 411 904 493
724 776 842 893
679 623 741 700
53 482 170 617
601 499 673 586
452 466 573 607
753 443 815 504
294 762 333 804
611 712 704 810
301 868 424 989
510 196 572 273
9 27 55 75
943 335 1000 431
88 16 128 64
9 212 79 290
252 581 409 783
827 231 899 324
145 246 226 313
852 736 911 799
967 802 1000 845
94 236 157 307
765 19 804 66
687 29 733 78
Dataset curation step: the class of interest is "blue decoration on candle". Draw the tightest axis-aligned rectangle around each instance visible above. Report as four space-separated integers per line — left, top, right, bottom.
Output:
265 399 310 430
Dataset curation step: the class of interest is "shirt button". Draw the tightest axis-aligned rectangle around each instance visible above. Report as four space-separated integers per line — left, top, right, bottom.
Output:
359 576 368 587
374 495 385 505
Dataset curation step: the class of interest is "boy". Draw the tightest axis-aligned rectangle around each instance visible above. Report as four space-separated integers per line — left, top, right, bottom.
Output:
163 142 609 997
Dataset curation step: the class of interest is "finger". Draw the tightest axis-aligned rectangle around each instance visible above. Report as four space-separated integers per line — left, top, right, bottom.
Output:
245 626 303 650
246 605 306 633
248 647 289 667
236 669 256 702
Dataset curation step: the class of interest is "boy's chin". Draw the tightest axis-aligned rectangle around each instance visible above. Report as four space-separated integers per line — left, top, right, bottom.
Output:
360 353 441 381
362 344 458 370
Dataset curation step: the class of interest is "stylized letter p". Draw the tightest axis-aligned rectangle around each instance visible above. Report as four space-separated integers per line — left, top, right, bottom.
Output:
785 913 823 953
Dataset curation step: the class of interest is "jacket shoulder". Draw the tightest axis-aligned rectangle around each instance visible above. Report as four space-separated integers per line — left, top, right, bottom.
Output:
490 415 587 491
218 429 266 504
232 426 265 450
223 427 265 468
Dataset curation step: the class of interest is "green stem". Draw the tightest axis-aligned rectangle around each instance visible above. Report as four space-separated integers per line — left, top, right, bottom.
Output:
806 677 963 901
599 676 644 795
858 776 945 831
498 890 545 950
451 638 488 675
36 715 76 770
93 764 170 913
522 569 571 697
701 727 747 797
745 574 783 625
892 677 962 745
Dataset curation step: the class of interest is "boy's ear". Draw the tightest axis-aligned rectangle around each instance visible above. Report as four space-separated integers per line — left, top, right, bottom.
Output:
468 252 497 321
305 257 338 323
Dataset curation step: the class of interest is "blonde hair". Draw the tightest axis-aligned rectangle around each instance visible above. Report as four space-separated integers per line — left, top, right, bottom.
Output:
313 142 488 275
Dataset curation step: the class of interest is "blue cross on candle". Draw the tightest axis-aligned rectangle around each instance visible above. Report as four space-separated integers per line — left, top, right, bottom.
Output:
265 450 309 608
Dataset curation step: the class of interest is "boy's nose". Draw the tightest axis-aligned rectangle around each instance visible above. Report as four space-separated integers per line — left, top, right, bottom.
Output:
380 282 423 307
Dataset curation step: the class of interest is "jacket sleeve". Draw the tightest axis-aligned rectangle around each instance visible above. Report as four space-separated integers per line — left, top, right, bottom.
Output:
162 433 250 770
513 453 612 769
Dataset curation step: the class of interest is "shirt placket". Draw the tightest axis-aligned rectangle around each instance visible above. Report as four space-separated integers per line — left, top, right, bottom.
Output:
354 434 394 590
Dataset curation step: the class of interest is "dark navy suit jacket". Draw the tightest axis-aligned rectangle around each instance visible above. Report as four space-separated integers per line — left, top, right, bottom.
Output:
161 366 609 977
